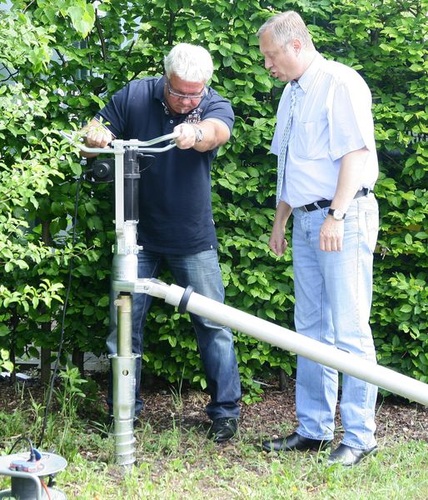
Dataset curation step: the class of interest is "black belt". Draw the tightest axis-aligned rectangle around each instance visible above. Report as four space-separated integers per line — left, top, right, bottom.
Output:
298 188 370 212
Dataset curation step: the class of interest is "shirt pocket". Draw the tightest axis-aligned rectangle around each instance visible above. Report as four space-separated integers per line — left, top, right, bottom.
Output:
294 120 329 160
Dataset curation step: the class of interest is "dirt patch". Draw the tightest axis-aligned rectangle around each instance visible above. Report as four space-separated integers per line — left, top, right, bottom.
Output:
1 371 427 446
139 379 428 445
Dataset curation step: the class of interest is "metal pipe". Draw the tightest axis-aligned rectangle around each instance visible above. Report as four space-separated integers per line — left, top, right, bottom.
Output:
59 131 179 155
110 293 138 467
136 279 428 407
115 293 133 357
114 140 125 235
60 133 179 467
110 354 137 467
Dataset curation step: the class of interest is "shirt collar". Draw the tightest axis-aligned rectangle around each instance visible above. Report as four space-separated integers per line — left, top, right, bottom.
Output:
296 52 324 93
155 75 166 101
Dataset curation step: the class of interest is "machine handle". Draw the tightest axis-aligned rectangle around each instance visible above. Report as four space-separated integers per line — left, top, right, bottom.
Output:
60 131 179 154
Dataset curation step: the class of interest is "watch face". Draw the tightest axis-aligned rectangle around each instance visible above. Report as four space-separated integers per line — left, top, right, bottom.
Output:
329 208 345 220
195 128 203 142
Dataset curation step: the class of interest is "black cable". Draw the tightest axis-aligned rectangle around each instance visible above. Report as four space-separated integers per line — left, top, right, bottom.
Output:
8 436 34 455
36 174 83 448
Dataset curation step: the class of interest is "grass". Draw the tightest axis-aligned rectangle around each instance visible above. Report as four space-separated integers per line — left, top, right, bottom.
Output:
37 427 428 499
0 381 427 499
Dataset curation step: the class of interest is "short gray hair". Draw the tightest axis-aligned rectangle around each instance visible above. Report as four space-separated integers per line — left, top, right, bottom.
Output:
257 11 314 49
164 43 214 83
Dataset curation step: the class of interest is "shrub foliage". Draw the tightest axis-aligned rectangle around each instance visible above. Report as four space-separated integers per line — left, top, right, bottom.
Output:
0 0 427 396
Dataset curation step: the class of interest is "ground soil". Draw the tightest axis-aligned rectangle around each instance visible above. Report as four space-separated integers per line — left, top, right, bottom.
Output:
139 377 428 446
1 371 427 447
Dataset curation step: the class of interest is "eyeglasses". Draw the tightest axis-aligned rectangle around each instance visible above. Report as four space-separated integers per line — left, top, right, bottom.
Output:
166 79 206 101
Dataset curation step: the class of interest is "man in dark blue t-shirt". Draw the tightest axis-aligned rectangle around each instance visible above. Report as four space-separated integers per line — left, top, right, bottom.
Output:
82 43 241 442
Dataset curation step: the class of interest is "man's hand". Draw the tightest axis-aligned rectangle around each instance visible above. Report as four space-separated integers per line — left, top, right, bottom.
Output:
269 228 288 256
85 124 113 148
173 119 230 152
269 201 292 256
174 123 198 149
79 119 114 157
319 217 344 251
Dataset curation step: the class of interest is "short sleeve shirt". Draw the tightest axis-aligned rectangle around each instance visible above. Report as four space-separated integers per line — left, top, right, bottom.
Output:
271 53 378 207
96 76 234 254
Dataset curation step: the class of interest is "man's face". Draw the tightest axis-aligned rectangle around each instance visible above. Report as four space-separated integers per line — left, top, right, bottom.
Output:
164 74 206 114
259 31 300 82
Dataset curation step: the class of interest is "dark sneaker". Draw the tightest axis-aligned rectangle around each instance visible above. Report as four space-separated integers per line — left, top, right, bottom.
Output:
207 417 238 443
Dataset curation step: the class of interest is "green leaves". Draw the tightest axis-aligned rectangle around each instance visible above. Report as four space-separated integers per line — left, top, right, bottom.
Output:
1 0 427 395
0 349 14 373
67 2 96 38
0 280 64 311
0 11 54 72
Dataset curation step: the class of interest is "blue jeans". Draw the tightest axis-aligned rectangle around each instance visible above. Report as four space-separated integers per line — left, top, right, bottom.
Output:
107 249 241 420
291 194 378 449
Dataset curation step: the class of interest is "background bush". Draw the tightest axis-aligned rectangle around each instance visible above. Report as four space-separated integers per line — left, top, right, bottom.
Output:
0 0 426 397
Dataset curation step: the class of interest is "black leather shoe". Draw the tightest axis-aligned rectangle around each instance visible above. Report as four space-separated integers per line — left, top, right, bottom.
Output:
327 443 378 466
262 432 332 453
207 417 238 443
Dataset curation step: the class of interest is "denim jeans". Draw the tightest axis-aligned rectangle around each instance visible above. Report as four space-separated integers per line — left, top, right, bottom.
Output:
107 248 241 421
291 194 379 449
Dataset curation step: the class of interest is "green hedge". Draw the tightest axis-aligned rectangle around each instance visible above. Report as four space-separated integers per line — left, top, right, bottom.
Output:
0 0 427 399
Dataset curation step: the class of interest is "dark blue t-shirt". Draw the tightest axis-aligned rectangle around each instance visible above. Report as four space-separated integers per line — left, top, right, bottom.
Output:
96 76 234 254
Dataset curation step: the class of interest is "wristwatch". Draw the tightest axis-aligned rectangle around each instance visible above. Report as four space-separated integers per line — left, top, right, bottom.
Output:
328 208 346 220
193 126 203 143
